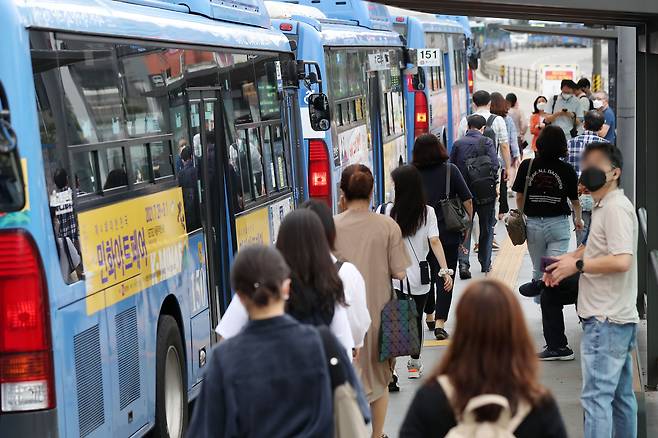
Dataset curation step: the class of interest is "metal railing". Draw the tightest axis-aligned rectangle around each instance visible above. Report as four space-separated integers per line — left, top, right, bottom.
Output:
480 47 541 92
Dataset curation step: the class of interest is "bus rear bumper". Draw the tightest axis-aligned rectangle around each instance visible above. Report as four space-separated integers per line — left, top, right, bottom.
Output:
0 408 58 437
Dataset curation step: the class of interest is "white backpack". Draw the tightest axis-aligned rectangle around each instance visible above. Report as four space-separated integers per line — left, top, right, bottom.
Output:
438 375 531 438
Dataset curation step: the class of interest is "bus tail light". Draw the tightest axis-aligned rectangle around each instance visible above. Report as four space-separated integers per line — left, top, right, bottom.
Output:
308 139 332 208
0 231 54 412
468 68 475 94
414 91 429 139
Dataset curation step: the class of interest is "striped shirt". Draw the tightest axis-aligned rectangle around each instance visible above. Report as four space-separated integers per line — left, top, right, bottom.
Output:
565 130 608 176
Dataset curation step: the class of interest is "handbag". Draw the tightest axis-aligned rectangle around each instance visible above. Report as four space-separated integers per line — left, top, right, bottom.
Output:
379 279 421 362
440 162 470 233
505 158 533 246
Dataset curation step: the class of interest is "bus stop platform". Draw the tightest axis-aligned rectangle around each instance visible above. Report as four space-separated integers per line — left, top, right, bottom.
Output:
385 219 658 438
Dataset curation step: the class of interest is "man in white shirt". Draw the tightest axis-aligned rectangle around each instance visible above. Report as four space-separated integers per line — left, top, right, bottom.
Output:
544 79 584 139
458 90 511 179
545 142 639 438
457 90 510 279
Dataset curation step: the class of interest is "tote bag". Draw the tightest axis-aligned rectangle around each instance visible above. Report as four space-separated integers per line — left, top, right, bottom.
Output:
379 280 421 362
440 162 470 233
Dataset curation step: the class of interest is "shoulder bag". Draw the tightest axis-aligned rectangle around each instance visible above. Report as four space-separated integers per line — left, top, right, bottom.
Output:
379 279 421 362
439 162 470 233
505 159 533 246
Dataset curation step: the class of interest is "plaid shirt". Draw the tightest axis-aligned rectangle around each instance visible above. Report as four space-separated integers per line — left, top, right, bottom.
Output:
50 187 79 246
565 131 608 176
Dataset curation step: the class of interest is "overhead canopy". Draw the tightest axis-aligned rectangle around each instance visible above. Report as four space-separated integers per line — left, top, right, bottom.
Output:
498 24 618 40
374 0 658 25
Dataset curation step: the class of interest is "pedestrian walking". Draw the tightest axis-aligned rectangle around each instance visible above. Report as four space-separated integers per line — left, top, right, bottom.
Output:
545 142 639 438
412 134 472 339
530 95 548 152
593 91 616 144
216 209 355 356
377 165 454 379
399 280 568 438
187 245 336 438
512 126 582 305
566 110 608 246
450 115 498 276
492 92 519 222
458 90 512 179
544 79 583 139
334 164 411 438
507 92 529 156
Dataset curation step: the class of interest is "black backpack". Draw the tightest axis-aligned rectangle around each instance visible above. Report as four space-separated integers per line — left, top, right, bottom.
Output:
464 137 497 205
483 114 497 148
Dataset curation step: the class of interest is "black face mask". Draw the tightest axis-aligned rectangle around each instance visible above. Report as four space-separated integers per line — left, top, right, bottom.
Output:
580 167 608 192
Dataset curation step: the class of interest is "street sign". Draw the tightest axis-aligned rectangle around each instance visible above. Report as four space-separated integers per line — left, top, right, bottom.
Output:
541 64 579 97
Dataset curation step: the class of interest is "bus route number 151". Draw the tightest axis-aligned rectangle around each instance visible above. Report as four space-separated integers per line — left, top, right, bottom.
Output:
417 49 442 67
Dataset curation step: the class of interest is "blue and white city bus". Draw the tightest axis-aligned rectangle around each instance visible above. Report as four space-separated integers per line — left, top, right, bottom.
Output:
0 0 306 436
267 0 406 207
388 7 470 153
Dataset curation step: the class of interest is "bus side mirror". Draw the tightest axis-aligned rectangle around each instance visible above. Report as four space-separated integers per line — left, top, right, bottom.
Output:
412 68 425 91
308 93 330 131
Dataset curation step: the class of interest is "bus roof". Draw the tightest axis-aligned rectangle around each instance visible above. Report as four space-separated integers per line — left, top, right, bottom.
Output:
385 6 464 35
265 1 327 21
14 0 290 51
277 0 393 31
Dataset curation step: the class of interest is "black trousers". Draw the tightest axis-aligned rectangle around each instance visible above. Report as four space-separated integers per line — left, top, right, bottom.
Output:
395 289 428 359
499 171 509 215
424 240 459 321
540 274 579 349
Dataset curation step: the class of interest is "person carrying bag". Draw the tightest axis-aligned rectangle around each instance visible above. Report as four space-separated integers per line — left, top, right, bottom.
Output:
441 161 471 233
505 158 533 245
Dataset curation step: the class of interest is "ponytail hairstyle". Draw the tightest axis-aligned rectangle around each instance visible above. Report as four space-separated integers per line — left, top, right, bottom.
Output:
230 245 290 307
340 164 374 201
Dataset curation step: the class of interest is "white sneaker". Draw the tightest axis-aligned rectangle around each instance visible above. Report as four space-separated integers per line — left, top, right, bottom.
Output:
407 359 423 379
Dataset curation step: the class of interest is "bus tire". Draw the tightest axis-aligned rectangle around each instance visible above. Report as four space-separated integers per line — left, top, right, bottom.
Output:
154 315 188 438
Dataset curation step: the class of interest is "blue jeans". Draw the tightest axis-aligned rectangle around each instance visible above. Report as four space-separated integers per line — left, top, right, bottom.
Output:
581 318 638 438
458 202 495 272
526 215 571 281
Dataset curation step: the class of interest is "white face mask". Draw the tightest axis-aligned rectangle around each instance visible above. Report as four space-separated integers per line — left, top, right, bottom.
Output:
561 92 573 100
537 102 547 111
593 99 604 109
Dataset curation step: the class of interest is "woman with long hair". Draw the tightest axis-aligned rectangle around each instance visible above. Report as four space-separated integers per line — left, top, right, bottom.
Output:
400 280 567 437
491 91 518 221
216 209 355 356
530 95 548 152
412 134 472 341
377 165 453 379
334 164 411 438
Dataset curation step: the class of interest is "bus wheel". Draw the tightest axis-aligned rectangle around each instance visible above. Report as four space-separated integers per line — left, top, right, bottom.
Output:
154 315 188 438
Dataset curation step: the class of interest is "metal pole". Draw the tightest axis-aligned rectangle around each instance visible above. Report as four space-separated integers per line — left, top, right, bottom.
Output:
592 38 602 92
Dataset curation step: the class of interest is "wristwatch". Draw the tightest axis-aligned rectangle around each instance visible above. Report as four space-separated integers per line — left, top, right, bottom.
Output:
576 259 585 273
439 268 454 277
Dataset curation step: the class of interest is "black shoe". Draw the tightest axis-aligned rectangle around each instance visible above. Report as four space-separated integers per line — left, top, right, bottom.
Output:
538 346 575 361
519 280 545 297
388 372 400 392
459 267 472 280
434 327 449 340
426 320 436 331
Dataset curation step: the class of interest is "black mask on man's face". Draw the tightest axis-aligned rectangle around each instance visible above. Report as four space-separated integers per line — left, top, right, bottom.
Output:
580 167 612 192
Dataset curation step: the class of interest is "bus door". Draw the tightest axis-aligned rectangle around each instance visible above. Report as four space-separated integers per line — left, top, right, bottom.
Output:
367 69 384 205
186 87 230 341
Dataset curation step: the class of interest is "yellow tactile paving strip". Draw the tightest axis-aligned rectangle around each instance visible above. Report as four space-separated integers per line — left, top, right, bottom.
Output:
487 237 527 288
422 237 527 348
